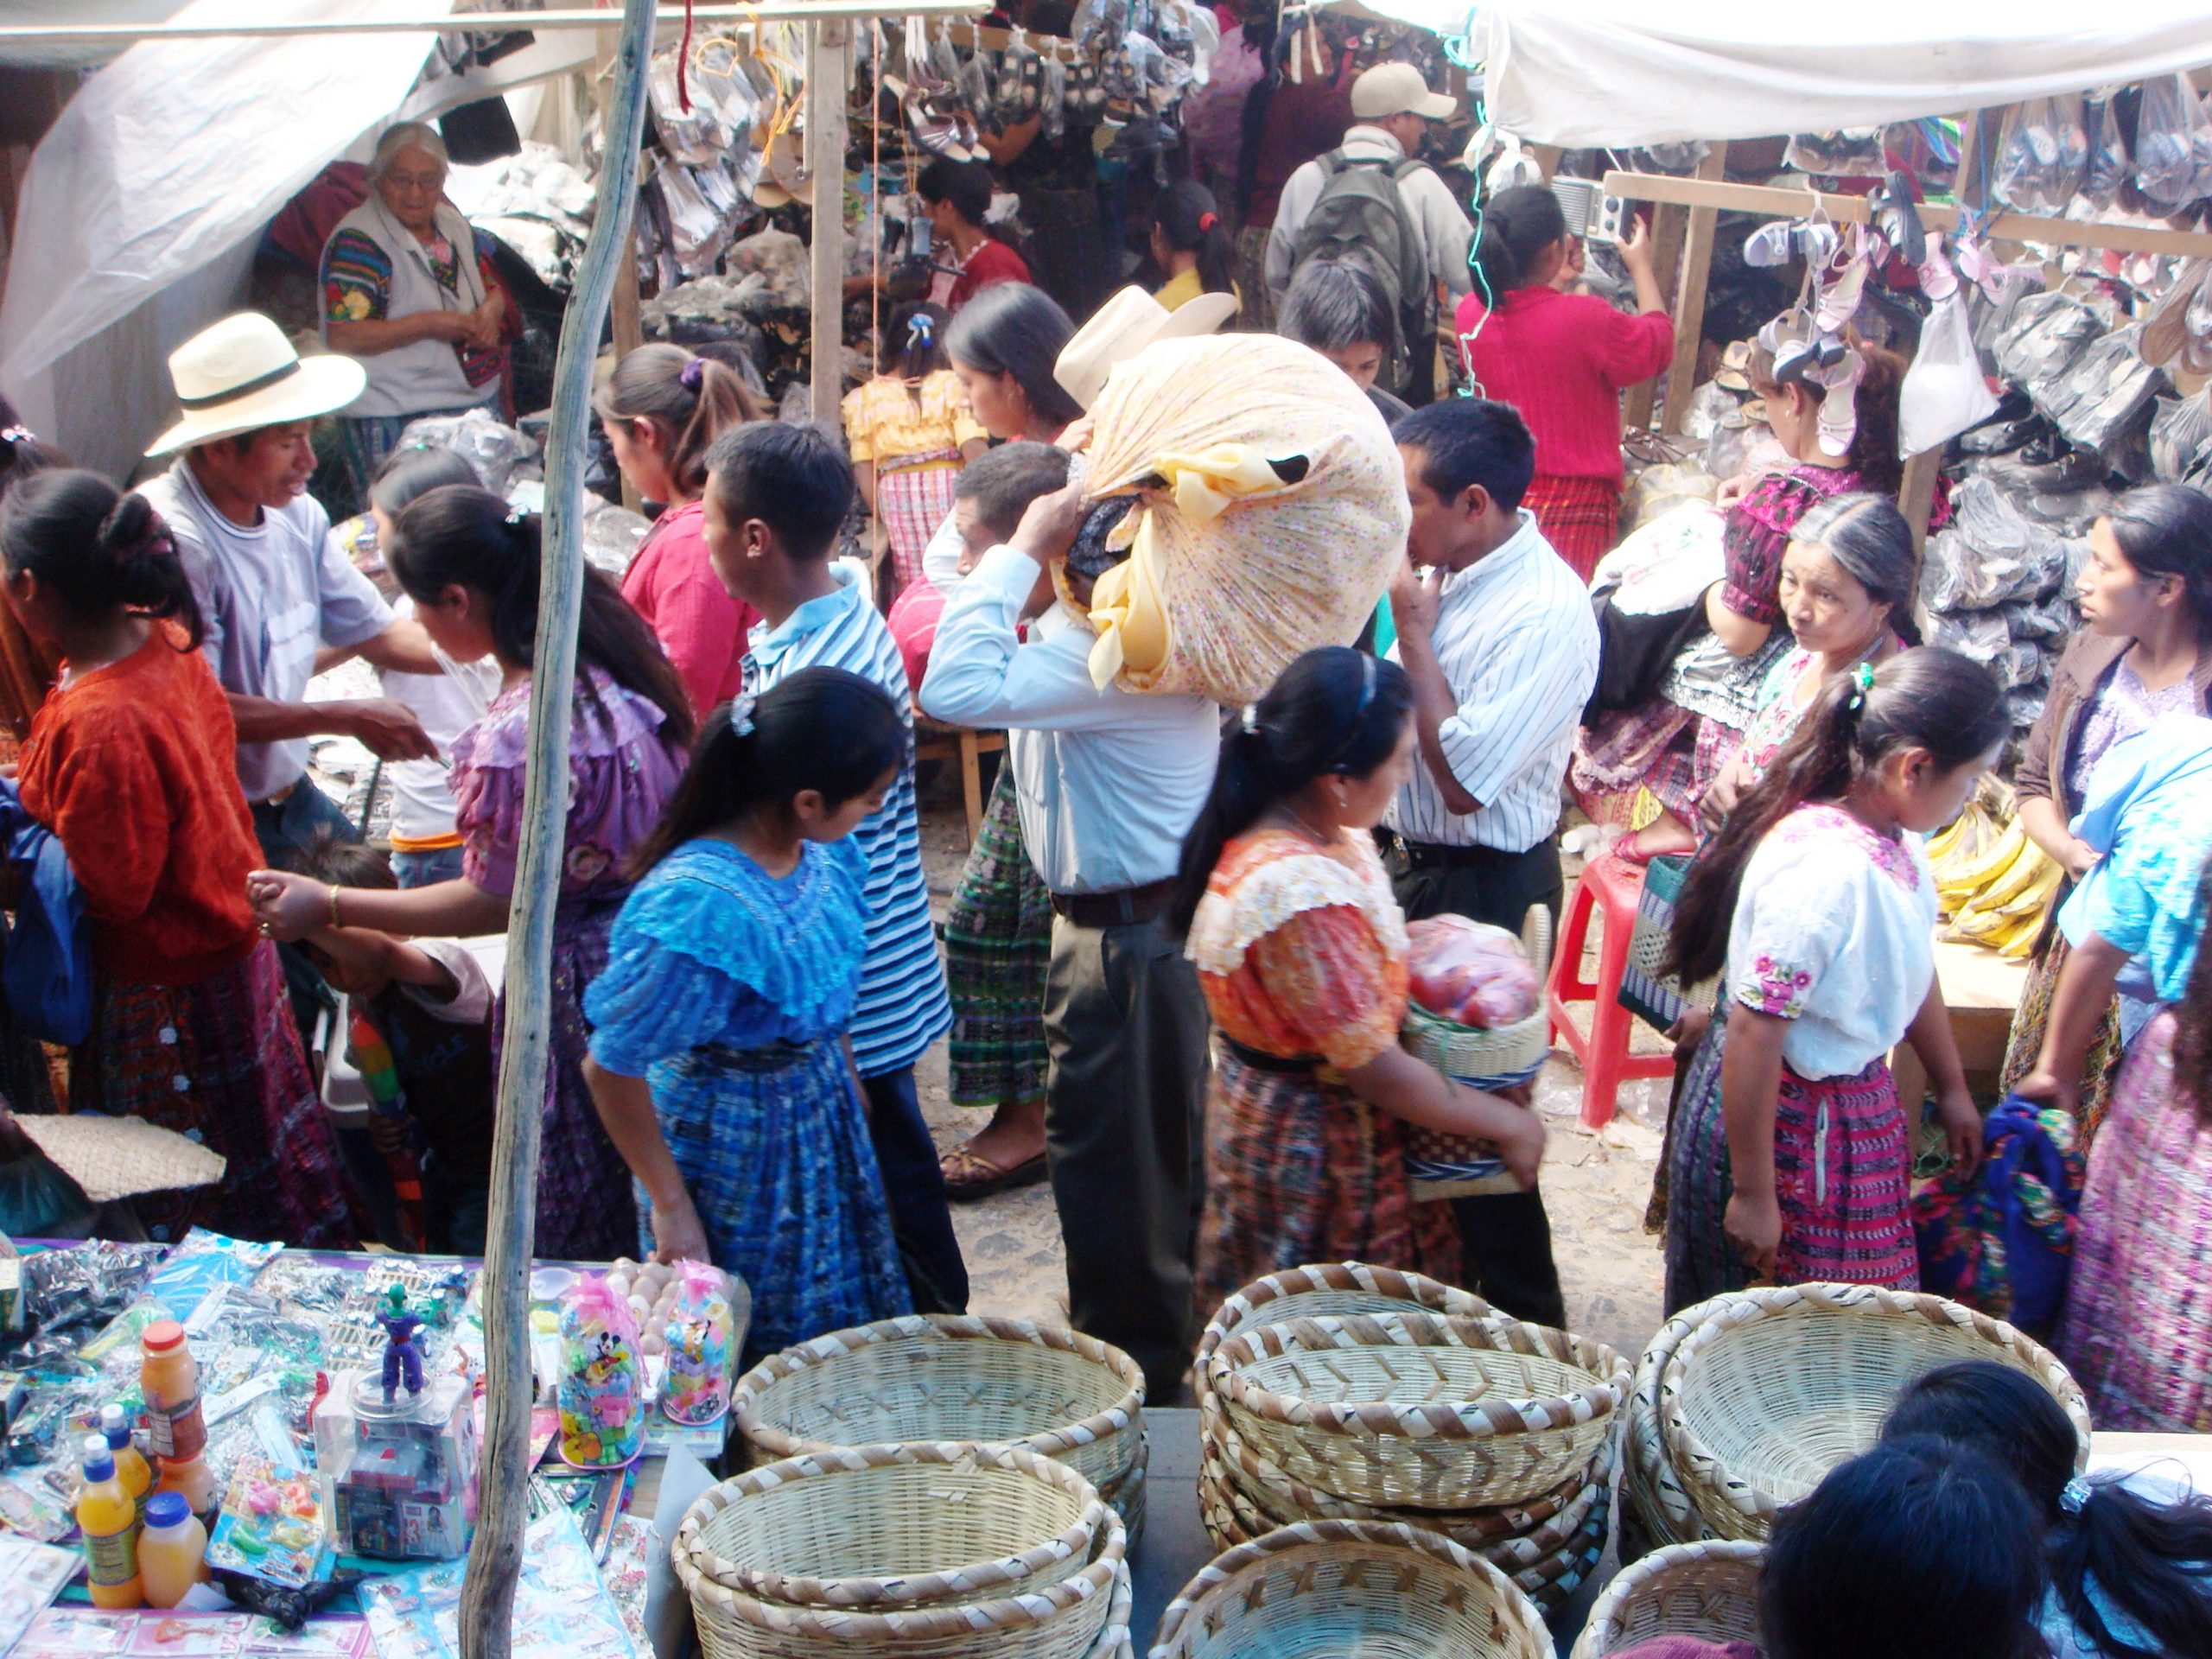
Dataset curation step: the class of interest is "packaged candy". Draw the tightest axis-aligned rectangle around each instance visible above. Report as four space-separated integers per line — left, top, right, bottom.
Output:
556 1274 643 1470
659 1262 735 1427
1405 916 1541 1030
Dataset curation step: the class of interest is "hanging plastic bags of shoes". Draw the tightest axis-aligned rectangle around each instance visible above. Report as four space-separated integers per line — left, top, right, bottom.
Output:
1783 129 1885 178
1993 94 2088 213
2078 90 2130 213
2134 73 2212 212
1041 54 1067 141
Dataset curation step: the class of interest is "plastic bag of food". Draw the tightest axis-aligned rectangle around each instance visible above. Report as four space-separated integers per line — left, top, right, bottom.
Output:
1405 916 1541 1031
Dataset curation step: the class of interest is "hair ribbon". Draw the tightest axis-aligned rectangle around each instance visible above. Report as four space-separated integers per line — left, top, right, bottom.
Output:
505 503 529 526
1847 659 1875 711
1198 211 1218 232
730 693 758 738
906 313 935 351
679 356 707 392
2059 1476 2092 1516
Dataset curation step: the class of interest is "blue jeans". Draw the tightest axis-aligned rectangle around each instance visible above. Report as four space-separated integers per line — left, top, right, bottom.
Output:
859 1066 969 1314
391 846 466 888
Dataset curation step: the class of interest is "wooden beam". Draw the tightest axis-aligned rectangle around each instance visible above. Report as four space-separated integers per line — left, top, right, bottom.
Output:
1659 145 1728 437
1604 168 2212 261
0 3 984 46
1624 196 1689 431
1899 446 1943 556
456 1 654 1655
809 16 851 435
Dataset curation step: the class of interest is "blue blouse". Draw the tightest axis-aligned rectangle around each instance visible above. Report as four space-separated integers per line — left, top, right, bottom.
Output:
2061 715 2212 1002
583 836 871 1077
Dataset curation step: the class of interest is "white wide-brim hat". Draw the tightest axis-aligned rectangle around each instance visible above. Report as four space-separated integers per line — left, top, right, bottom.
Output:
1054 285 1241 411
145 311 368 456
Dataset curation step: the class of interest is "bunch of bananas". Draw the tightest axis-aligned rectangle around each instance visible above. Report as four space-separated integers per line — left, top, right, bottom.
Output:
1928 804 2060 957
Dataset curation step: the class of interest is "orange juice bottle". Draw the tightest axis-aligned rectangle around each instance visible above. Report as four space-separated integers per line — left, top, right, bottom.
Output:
153 1450 218 1524
100 1404 151 1523
76 1433 142 1609
137 1491 208 1609
139 1321 205 1461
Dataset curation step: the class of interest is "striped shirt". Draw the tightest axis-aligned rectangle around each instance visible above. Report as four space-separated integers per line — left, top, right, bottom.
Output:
743 564 952 1076
1385 511 1599 853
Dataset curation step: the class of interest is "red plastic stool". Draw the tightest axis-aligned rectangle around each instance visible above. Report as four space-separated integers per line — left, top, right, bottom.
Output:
1547 852 1675 1128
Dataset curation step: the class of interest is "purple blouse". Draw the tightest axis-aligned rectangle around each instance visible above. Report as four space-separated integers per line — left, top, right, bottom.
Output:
449 666 689 900
2065 657 2201 805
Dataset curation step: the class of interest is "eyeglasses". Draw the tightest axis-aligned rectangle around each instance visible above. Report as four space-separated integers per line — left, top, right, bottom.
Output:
384 171 445 194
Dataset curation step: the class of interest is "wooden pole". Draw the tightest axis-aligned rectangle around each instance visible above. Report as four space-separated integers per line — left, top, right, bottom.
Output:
595 25 648 516
1623 196 1688 432
456 1 654 1654
809 16 852 436
1658 143 1729 436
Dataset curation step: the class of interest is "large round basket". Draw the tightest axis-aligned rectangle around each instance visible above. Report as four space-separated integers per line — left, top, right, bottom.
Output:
1148 1520 1554 1658
1193 1262 1496 1413
1399 906 1554 1091
1622 1294 1738 1554
1208 1308 1629 1510
733 1315 1145 1502
1568 1538 1765 1659
675 1441 1107 1611
676 1456 1127 1659
1660 1282 2091 1541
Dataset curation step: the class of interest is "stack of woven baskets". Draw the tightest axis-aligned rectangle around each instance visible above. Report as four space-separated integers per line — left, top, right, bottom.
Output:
1620 1281 2091 1553
1193 1262 1629 1618
672 1314 1148 1659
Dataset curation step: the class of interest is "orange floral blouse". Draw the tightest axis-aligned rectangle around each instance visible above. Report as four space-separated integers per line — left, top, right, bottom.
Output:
1185 826 1410 1071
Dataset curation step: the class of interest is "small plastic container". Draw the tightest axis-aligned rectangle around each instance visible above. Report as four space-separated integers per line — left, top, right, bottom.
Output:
139 1321 206 1461
77 1434 142 1609
155 1449 219 1524
101 1403 151 1522
138 1490 209 1609
315 1371 479 1560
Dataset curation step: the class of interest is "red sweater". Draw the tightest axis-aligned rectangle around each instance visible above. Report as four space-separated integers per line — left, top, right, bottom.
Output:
17 625 259 987
620 500 760 718
1455 287 1674 486
949 239 1032 311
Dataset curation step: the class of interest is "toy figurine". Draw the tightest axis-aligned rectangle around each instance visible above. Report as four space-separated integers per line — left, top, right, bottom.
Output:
376 1286 426 1401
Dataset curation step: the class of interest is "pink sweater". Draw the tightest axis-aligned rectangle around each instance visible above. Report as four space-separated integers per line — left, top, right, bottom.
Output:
1455 286 1673 486
620 500 760 718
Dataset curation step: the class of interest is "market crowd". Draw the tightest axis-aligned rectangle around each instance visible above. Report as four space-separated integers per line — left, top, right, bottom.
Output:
3 48 2212 1652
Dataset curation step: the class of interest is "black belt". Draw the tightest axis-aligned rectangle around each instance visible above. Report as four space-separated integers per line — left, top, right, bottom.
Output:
1050 879 1174 929
1395 836 1546 871
1218 1035 1320 1076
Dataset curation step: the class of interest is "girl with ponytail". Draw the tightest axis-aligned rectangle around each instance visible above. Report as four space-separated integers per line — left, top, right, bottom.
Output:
1455 183 1671 582
247 484 692 1261
1150 180 1240 315
1172 646 1546 1319
842 301 987 599
1659 647 2006 1312
2 468 354 1247
600 341 767 716
1885 1361 2212 1659
583 668 912 1357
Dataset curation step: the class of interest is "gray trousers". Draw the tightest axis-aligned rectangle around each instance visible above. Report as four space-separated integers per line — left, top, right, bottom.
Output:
1041 913 1210 1399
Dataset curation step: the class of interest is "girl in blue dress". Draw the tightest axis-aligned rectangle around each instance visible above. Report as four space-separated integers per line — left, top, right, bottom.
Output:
583 666 912 1361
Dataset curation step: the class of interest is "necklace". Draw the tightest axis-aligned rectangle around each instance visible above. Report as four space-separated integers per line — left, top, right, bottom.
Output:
1280 805 1336 845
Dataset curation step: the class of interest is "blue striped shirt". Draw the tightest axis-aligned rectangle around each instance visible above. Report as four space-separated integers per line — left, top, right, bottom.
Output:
744 565 953 1075
1385 512 1599 853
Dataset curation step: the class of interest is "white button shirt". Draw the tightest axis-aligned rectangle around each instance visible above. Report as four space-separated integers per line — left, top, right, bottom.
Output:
1386 511 1599 853
919 544 1220 894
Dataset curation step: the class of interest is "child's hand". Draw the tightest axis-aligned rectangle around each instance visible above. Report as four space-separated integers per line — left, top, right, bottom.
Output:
366 1114 406 1155
1494 1101 1547 1192
648 1192 710 1267
1935 1085 1985 1173
1724 1190 1783 1280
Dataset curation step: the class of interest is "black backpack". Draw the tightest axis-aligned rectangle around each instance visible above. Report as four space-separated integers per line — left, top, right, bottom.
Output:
1288 149 1433 397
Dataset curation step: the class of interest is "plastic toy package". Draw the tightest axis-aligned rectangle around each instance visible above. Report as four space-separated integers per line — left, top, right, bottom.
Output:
207 1458 331 1589
358 1504 636 1659
556 1276 643 1470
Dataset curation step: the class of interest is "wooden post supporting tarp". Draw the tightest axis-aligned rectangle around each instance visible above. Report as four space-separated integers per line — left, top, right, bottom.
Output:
457 1 655 1653
808 16 852 435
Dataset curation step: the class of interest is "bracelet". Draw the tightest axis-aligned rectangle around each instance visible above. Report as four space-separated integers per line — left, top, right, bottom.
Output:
329 883 343 931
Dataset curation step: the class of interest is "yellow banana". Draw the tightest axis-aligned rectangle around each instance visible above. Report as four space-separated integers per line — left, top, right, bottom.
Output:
1936 818 2026 905
1999 917 2042 957
1990 862 2062 921
1974 841 2056 914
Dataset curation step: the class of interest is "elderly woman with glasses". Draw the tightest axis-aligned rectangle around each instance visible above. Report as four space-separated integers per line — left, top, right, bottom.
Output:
319 123 518 495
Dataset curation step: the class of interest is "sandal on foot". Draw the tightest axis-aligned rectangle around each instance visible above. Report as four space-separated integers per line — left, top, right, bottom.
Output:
940 1141 1048 1201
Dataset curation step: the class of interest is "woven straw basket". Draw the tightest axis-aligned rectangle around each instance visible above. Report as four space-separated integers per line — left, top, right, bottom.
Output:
676 1448 1127 1659
1208 1309 1629 1510
1622 1294 1741 1554
1402 906 1554 1198
733 1315 1145 1503
1569 1538 1765 1659
1148 1519 1554 1658
676 1442 1107 1611
1660 1282 2092 1541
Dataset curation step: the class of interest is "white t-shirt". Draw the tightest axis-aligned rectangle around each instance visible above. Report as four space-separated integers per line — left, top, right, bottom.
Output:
1725 802 1938 1080
375 595 502 846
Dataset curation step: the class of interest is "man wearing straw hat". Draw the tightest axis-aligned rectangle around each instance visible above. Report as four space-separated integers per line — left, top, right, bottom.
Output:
140 312 442 1032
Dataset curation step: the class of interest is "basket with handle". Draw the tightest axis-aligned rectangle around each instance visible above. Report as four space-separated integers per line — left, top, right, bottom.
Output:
1147 1519 1554 1659
1569 1538 1765 1659
1659 1282 2091 1541
1207 1308 1629 1510
1401 904 1554 1199
674 1441 1109 1612
732 1315 1145 1515
675 1450 1127 1659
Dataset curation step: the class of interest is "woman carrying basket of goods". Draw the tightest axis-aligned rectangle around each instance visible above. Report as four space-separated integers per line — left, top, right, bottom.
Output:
1168 647 1546 1325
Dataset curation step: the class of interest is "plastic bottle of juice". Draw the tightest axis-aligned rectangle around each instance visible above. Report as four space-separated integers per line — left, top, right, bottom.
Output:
139 1321 206 1461
76 1434 142 1609
153 1450 219 1524
137 1490 209 1609
100 1403 151 1523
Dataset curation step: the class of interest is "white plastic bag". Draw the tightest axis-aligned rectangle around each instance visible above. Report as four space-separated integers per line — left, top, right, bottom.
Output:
1899 287 1999 457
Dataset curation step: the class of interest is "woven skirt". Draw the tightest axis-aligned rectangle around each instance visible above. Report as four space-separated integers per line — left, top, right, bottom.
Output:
1664 1011 1916 1313
944 768 1054 1109
69 940 355 1247
1524 474 1621 584
1999 930 2125 1150
2056 1012 2212 1430
1193 1046 1459 1332
875 453 961 591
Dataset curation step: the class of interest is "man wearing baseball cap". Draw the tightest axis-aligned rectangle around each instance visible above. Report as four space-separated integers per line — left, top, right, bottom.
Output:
1265 61 1474 404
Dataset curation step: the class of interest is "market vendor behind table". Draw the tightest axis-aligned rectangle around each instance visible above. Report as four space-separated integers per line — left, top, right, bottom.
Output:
318 124 520 488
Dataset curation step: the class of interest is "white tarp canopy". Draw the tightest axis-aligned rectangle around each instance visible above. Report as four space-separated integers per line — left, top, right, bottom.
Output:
0 0 597 477
1351 2 2212 148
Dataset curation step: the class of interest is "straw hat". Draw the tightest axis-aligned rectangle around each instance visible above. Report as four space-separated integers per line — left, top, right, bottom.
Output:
1053 284 1240 410
145 313 367 456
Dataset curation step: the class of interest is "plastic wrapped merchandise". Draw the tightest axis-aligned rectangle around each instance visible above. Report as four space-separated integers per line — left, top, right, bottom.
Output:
1993 641 2047 691
1783 129 1885 176
2042 325 2169 456
2150 391 2212 482
1627 461 1719 528
393 410 538 495
581 497 652 577
1918 524 2065 614
1922 604 2012 664
1993 94 2088 213
2135 73 2212 211
1993 290 2106 393
2007 684 2048 731
721 227 810 312
648 41 760 166
2079 90 2130 212
2001 594 2077 645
